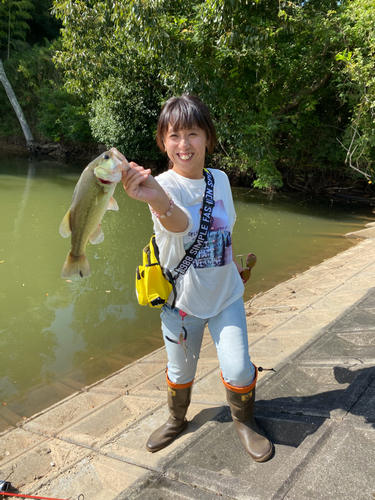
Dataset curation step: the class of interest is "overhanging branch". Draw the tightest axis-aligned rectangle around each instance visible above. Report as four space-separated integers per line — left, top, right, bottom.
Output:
276 73 332 116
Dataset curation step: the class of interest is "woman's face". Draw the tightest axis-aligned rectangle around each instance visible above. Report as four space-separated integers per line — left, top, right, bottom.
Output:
163 123 208 179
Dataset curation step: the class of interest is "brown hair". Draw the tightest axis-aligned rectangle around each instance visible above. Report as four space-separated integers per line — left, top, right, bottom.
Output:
156 94 217 155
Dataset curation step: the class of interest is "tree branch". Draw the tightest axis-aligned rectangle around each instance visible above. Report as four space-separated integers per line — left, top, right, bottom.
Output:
276 73 332 116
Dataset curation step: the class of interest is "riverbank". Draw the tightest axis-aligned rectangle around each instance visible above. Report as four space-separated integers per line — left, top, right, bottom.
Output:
2 138 375 199
1 224 375 499
0 137 105 162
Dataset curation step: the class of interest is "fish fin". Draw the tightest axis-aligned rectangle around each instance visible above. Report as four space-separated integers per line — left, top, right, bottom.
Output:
90 225 105 244
61 251 91 278
59 211 71 238
107 197 119 211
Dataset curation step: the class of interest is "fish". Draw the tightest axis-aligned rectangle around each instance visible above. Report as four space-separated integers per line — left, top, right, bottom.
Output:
59 147 130 278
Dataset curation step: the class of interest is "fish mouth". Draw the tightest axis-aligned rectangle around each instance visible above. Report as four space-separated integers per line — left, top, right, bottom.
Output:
94 167 122 184
110 147 126 163
98 178 113 185
110 147 131 171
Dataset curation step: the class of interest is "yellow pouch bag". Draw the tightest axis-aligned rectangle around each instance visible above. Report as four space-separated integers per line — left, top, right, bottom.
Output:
136 235 176 308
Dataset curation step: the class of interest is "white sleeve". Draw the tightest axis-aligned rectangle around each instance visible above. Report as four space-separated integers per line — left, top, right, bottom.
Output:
150 176 194 237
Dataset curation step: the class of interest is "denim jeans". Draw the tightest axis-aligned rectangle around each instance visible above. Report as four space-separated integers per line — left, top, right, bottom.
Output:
160 297 255 388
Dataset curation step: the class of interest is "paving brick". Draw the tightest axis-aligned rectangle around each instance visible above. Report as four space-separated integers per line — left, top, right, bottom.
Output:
89 361 167 396
0 438 88 493
115 472 229 500
155 411 335 500
347 377 375 424
22 392 119 437
0 428 45 466
285 420 375 500
57 395 162 448
101 402 223 470
256 362 375 420
37 453 147 500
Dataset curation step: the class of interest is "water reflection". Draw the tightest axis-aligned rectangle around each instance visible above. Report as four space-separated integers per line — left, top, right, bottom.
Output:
0 152 373 429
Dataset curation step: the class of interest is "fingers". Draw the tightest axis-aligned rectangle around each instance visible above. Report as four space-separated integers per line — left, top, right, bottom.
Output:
121 163 146 184
122 163 151 198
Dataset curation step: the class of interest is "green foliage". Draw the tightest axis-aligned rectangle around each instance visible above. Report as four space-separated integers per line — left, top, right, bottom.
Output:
37 86 92 142
0 0 34 58
333 0 375 184
52 1 124 96
53 0 357 188
0 41 92 142
3 0 375 189
25 0 62 45
89 76 161 160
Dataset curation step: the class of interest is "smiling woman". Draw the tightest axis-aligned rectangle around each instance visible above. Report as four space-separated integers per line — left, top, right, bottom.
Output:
163 126 207 179
121 94 275 462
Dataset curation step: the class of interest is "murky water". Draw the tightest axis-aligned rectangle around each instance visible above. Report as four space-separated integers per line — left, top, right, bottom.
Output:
0 152 373 430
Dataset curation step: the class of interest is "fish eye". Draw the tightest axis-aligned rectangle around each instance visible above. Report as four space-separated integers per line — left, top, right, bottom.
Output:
104 154 110 160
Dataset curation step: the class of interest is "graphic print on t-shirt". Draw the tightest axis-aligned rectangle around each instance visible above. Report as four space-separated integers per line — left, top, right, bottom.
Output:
184 199 232 268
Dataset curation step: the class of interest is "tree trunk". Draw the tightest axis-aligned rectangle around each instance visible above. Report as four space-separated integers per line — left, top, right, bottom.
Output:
0 58 36 150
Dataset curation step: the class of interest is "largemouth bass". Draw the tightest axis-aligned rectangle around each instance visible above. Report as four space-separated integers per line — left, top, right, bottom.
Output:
59 147 129 278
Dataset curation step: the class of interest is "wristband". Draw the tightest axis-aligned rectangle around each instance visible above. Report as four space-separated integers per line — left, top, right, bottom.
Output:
150 193 174 219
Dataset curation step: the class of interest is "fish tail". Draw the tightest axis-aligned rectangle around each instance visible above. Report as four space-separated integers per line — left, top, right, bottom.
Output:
61 251 91 278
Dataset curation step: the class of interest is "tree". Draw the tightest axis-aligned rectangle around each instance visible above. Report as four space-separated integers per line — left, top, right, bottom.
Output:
52 0 373 189
334 0 375 185
0 0 33 59
89 76 161 160
25 0 61 45
0 57 35 148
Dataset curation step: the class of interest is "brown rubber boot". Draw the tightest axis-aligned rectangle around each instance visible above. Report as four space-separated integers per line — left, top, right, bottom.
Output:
146 376 193 453
223 368 274 463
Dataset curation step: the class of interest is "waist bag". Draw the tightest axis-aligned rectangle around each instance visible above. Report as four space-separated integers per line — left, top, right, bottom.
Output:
135 168 215 309
136 235 177 308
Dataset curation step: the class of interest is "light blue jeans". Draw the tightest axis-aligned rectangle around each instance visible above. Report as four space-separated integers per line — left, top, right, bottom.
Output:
160 297 255 388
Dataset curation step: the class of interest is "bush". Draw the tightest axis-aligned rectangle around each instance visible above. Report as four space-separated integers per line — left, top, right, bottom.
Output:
37 86 92 142
89 76 162 161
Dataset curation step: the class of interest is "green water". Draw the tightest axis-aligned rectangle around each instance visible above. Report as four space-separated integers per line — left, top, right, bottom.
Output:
0 152 373 430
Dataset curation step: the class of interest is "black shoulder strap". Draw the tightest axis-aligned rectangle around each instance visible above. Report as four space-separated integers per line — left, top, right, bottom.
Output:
173 168 215 277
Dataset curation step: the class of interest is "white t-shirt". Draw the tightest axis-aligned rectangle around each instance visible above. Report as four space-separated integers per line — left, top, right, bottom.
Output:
151 168 244 318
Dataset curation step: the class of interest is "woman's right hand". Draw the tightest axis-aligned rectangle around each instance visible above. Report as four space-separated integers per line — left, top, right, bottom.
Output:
121 160 189 233
121 161 160 203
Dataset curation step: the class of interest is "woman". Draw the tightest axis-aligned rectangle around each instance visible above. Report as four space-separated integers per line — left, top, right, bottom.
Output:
121 94 273 462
